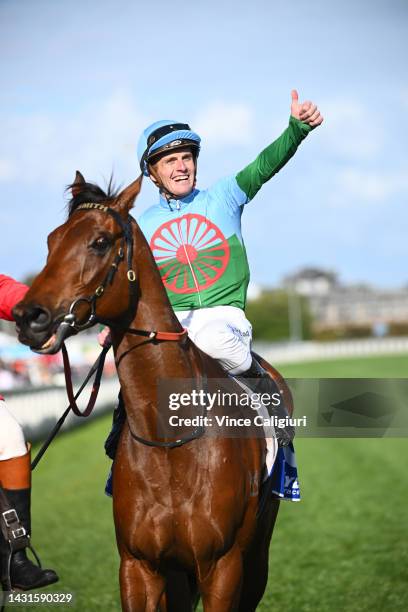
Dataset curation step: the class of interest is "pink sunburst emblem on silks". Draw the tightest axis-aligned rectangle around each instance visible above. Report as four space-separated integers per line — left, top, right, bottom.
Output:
150 214 230 294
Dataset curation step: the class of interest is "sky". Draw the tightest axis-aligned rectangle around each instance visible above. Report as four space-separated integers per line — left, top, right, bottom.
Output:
1 0 407 289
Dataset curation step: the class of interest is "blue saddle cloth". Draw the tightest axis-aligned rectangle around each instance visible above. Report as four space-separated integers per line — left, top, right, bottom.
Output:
105 469 113 497
105 442 300 501
270 442 300 501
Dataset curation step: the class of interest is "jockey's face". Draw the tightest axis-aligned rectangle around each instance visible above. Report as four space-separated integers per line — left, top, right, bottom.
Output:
149 147 196 198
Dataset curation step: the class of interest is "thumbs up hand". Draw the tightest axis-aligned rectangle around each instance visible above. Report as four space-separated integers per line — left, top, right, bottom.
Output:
291 89 323 128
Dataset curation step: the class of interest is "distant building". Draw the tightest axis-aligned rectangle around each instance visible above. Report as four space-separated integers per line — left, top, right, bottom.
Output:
283 267 408 333
283 267 338 297
310 286 408 331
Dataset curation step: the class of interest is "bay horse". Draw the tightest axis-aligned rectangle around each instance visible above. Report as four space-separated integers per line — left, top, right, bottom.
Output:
13 173 291 611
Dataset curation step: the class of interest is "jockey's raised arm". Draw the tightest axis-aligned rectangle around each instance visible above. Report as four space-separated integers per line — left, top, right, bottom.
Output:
235 93 321 201
105 90 323 452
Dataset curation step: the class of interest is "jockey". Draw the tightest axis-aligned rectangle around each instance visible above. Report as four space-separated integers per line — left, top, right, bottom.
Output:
104 90 322 453
0 274 58 591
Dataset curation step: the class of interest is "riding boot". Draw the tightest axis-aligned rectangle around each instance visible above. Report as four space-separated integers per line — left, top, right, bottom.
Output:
236 357 295 447
0 449 58 591
104 392 127 460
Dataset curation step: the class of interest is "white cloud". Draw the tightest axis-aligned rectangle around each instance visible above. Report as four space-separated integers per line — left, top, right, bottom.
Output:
330 167 408 206
0 90 148 186
318 96 385 160
0 95 257 187
193 101 254 148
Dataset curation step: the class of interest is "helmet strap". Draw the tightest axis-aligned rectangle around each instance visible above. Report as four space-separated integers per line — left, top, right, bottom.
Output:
148 167 176 201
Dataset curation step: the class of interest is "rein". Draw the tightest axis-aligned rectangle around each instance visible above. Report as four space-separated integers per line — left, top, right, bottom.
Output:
31 328 191 470
31 344 110 470
61 329 186 420
62 342 108 417
126 346 206 449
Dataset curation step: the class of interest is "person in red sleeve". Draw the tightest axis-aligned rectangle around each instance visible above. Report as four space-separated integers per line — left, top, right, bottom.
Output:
0 274 58 591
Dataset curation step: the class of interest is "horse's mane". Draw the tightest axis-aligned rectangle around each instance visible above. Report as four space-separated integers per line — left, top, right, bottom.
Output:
66 177 120 218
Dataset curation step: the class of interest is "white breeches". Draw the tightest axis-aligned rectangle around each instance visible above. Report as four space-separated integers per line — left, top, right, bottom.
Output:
175 305 253 375
0 399 27 460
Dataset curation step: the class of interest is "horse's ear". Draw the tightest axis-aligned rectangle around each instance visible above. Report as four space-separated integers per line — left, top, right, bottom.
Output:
116 175 143 213
71 171 86 197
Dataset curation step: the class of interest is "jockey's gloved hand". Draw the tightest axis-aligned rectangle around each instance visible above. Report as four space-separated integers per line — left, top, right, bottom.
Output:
275 423 295 447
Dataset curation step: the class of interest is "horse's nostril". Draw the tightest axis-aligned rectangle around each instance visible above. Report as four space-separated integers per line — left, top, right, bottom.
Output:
28 306 52 332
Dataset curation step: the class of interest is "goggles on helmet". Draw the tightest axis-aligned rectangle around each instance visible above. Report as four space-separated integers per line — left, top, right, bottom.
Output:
139 122 200 174
146 123 190 149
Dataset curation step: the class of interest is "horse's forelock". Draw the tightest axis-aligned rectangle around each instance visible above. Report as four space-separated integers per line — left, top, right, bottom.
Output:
66 177 120 218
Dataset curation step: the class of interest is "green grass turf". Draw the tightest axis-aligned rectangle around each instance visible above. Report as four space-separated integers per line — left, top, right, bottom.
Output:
275 353 408 378
21 354 408 610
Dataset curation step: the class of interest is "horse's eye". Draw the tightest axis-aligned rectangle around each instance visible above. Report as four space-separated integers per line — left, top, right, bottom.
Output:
91 236 111 253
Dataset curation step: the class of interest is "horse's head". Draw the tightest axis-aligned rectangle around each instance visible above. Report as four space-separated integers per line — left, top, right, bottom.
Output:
13 171 143 354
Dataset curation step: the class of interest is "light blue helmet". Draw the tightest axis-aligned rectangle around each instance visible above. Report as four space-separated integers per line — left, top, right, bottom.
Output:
137 120 201 176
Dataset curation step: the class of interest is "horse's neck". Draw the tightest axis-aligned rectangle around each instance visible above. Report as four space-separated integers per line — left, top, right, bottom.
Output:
130 222 183 334
111 224 194 437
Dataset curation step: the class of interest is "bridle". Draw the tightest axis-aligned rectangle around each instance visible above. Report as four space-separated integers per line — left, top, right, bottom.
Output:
48 201 204 452
54 202 189 346
57 202 138 338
